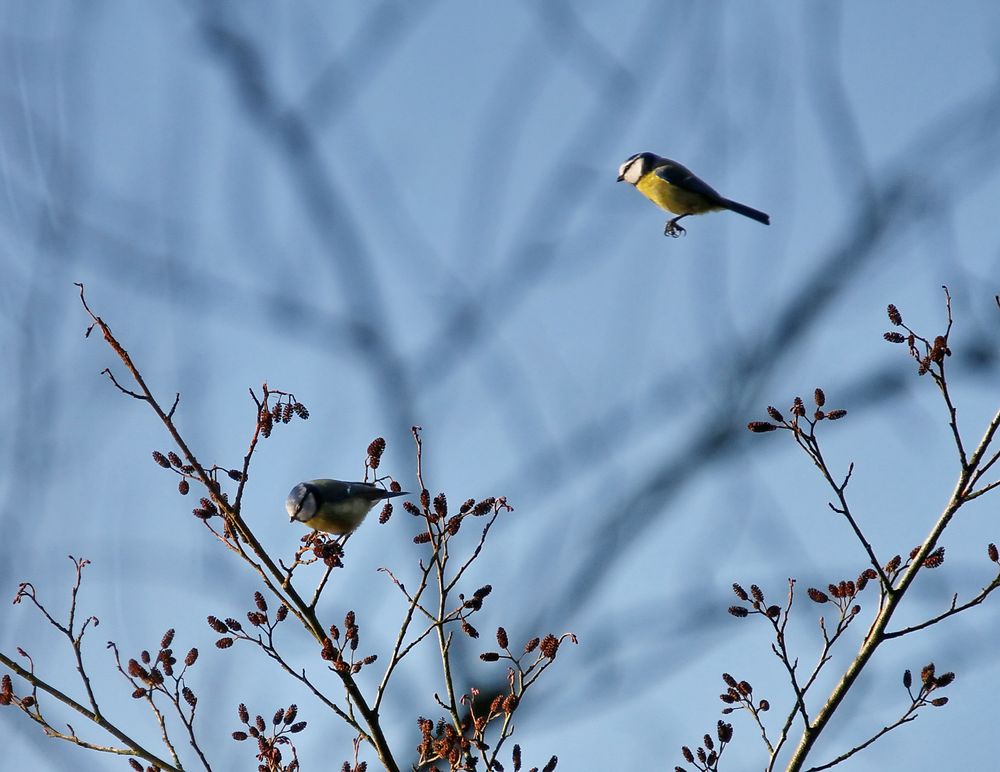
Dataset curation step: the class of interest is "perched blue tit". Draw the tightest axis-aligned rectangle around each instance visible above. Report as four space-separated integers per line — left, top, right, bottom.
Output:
286 480 408 535
617 152 770 237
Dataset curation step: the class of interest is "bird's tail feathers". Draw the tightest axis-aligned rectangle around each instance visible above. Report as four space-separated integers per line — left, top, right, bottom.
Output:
720 198 770 225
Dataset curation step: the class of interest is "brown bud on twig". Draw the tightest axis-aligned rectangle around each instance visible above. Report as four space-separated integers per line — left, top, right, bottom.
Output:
766 406 784 423
923 547 945 568
827 409 847 420
496 627 508 648
524 637 540 653
903 669 912 688
884 331 906 343
813 388 825 407
931 336 951 362
540 634 560 659
178 479 190 495
403 501 421 517
367 437 386 469
259 408 273 438
807 588 829 603
887 304 903 326
379 502 393 524
732 583 749 601
480 652 500 662
989 543 999 563
473 585 492 600
473 498 496 516
152 451 171 468
433 493 448 518
728 606 749 618
747 421 778 433
935 672 955 688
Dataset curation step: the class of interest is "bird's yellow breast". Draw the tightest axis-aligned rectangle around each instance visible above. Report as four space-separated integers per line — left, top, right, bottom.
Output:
309 497 375 535
636 173 723 216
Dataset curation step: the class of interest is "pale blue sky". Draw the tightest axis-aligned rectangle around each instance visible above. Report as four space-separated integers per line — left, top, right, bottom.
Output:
2 3 1000 770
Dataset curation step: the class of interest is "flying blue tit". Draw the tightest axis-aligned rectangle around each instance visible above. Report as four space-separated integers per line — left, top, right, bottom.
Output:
617 152 770 237
286 480 408 535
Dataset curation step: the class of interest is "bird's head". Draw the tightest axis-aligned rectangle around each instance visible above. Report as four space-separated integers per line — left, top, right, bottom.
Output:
617 152 662 185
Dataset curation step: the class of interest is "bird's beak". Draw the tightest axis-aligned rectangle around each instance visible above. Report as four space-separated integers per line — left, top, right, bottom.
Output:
616 173 624 182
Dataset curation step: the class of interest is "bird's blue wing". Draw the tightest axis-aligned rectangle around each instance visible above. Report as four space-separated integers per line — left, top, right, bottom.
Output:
655 161 723 201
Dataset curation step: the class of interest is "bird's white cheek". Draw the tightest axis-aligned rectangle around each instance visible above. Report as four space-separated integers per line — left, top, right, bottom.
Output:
624 167 644 185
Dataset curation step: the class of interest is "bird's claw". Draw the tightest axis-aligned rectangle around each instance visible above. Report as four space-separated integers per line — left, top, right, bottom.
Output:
663 220 687 238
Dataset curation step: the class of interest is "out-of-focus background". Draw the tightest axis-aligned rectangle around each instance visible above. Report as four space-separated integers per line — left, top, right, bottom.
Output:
3 3 1000 769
